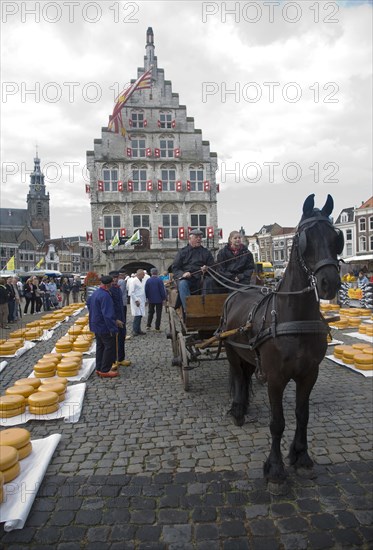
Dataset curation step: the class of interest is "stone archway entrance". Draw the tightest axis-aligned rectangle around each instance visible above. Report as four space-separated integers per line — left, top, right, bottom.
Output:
120 261 155 275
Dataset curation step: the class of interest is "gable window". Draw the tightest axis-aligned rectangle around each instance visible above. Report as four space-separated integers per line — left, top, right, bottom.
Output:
131 112 145 128
359 218 366 232
132 139 146 158
159 112 172 129
103 169 118 192
190 213 207 237
104 215 120 241
340 213 348 223
132 169 147 192
160 139 174 158
133 214 150 228
189 169 204 192
161 168 176 191
162 214 179 238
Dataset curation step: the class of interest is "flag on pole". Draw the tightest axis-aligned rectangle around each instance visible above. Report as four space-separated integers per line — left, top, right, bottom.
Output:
5 256 15 271
124 229 141 248
35 257 45 269
108 67 152 136
108 231 120 250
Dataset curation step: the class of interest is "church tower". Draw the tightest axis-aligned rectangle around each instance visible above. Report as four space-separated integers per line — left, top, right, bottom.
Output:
27 152 50 240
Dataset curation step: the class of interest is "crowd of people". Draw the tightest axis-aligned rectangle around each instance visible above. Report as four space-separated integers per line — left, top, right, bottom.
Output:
0 274 83 329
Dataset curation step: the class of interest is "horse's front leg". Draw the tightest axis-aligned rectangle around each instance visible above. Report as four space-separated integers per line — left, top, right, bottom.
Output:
288 367 319 475
264 377 287 484
226 345 252 426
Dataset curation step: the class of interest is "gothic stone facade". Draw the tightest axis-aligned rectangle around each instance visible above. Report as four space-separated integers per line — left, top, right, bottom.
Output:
87 28 218 275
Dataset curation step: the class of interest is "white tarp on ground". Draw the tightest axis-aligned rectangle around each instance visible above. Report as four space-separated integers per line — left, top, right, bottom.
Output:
28 358 96 382
0 434 61 531
0 341 36 360
0 384 86 427
344 332 373 344
325 355 373 377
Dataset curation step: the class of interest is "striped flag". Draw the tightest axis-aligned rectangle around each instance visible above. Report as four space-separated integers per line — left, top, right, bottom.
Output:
108 67 152 136
124 229 141 248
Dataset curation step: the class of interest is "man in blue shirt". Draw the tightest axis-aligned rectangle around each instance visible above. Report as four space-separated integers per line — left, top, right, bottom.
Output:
145 268 167 332
87 275 120 378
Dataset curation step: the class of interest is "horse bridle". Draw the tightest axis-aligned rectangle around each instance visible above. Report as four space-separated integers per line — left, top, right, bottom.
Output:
296 215 343 278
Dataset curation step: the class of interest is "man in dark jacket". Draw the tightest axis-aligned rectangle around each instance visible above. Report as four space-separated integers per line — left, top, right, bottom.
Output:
172 229 215 311
109 271 131 368
145 268 167 331
87 275 120 378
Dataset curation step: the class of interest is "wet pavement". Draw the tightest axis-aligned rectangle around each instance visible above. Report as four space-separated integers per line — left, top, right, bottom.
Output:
0 308 372 549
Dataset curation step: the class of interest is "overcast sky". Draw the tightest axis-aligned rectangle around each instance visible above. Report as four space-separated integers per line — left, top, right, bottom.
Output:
1 0 372 239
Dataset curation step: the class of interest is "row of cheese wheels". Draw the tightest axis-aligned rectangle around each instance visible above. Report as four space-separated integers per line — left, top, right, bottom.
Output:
33 351 83 378
333 343 373 370
0 304 87 355
0 428 33 501
332 318 373 333
55 315 93 353
0 377 69 418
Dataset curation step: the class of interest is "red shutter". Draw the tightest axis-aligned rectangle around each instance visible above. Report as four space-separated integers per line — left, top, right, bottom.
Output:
97 180 104 191
176 180 182 192
157 120 161 128
86 231 92 242
127 180 133 192
186 180 191 191
98 228 105 241
216 184 220 193
217 228 223 238
174 148 181 157
120 228 126 237
157 180 163 191
178 227 185 240
187 226 193 235
207 226 214 238
118 180 123 191
144 119 147 127
85 184 91 194
147 180 153 191
126 147 132 157
158 227 164 240
204 180 210 191
154 148 160 157
146 147 152 157
172 120 176 128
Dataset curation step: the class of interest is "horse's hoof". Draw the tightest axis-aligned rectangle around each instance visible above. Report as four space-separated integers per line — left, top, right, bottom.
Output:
267 480 289 496
233 416 245 427
295 467 317 480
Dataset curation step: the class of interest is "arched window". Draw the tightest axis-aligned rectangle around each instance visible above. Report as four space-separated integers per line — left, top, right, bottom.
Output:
102 163 119 192
359 236 366 252
130 109 146 129
132 204 150 229
160 163 176 191
190 204 207 237
102 205 121 241
131 163 147 192
189 164 204 192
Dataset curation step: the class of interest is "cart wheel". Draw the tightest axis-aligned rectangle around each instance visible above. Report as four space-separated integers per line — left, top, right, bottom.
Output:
168 307 179 358
177 332 190 392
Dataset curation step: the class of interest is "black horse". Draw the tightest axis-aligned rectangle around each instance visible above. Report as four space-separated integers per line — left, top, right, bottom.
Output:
221 194 343 488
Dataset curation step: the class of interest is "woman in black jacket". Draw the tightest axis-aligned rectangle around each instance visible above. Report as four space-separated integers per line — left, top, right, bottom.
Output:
216 231 254 290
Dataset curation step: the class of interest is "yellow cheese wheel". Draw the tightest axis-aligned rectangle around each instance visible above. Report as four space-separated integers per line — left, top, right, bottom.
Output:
33 369 56 379
57 368 79 378
358 325 367 334
0 343 17 355
334 345 352 358
36 357 59 367
17 441 33 460
42 377 68 387
15 378 41 389
38 383 65 396
352 343 371 351
73 343 90 351
0 406 26 418
55 344 72 352
0 427 30 449
57 361 80 372
343 349 357 360
0 395 26 411
35 361 58 372
0 445 19 470
43 353 63 361
354 353 373 364
28 391 59 407
5 385 35 399
29 403 59 415
2 461 21 483
9 338 24 348
9 329 28 338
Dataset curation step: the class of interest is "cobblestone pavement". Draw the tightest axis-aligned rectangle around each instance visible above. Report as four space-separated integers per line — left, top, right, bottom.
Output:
0 309 372 549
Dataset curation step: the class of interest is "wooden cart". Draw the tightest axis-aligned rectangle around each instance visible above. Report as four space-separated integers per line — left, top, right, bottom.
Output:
166 289 229 391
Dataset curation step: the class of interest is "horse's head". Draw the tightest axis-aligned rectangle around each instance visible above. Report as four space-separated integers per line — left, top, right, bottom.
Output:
296 194 343 299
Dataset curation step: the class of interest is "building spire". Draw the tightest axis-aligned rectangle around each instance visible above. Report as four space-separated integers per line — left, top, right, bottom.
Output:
144 26 157 72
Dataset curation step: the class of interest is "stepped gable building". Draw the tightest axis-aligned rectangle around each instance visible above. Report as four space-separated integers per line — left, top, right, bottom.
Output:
87 27 219 274
0 153 50 271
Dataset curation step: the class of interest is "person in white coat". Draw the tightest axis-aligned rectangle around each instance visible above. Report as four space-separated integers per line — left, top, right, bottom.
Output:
129 269 146 335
